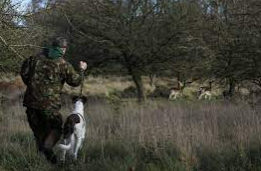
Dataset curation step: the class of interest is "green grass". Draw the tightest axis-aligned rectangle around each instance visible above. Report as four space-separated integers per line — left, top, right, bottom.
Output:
0 132 186 171
1 98 261 171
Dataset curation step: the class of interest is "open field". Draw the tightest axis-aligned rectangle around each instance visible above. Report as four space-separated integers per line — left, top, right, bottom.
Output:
0 75 260 170
62 75 227 99
2 0 261 170
0 74 253 101
1 97 261 171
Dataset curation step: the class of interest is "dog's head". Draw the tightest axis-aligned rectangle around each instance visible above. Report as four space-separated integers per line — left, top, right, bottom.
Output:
63 114 80 139
72 96 87 104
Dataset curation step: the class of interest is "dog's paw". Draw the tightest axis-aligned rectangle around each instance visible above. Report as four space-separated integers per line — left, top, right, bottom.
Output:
73 155 78 161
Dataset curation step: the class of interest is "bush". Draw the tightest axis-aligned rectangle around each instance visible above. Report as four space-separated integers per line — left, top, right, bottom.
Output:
149 85 170 98
106 89 122 100
121 86 137 98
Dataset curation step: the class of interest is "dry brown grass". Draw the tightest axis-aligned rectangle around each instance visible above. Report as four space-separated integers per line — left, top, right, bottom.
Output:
62 75 227 100
1 99 260 151
0 74 225 100
0 104 29 136
1 98 261 170
63 76 134 96
86 100 261 152
0 75 261 170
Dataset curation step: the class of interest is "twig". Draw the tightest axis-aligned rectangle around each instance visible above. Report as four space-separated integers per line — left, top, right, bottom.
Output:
0 35 24 60
60 8 110 45
10 44 43 48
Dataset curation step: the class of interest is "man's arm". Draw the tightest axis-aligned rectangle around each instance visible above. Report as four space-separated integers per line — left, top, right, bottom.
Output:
65 61 87 87
20 56 33 85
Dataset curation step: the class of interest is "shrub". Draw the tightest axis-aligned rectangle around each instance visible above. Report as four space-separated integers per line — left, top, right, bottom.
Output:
121 86 137 98
149 85 170 98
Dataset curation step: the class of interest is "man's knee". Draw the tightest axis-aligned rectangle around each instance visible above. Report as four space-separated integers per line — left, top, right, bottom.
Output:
44 129 62 149
44 140 53 150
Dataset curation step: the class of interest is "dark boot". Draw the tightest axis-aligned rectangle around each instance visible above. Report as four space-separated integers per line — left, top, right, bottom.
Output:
43 129 62 164
43 148 57 164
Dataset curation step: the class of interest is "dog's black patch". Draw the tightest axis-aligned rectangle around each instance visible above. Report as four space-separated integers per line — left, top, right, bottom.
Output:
63 114 80 139
72 96 87 104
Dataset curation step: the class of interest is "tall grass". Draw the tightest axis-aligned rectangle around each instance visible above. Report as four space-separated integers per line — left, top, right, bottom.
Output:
1 99 261 171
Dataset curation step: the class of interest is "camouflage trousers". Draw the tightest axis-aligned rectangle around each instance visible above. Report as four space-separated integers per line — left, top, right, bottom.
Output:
26 108 63 164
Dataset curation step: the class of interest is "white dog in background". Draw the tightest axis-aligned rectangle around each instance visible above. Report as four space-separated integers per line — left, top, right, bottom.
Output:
57 96 87 162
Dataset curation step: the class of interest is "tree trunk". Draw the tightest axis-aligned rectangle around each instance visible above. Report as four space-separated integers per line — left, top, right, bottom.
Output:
149 74 156 87
124 52 146 102
131 71 146 102
228 78 235 97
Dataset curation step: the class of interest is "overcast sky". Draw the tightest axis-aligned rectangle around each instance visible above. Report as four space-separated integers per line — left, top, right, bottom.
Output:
11 0 31 12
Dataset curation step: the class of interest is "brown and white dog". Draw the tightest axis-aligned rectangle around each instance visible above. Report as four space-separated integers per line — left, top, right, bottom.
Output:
57 96 87 162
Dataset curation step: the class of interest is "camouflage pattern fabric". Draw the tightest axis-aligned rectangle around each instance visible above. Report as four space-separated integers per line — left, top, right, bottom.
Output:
21 54 83 112
26 107 63 149
26 107 63 163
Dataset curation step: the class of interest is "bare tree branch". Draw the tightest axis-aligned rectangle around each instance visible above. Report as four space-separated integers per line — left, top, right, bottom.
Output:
0 34 24 60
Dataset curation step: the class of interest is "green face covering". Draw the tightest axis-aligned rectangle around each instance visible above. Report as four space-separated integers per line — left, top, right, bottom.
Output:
48 46 63 59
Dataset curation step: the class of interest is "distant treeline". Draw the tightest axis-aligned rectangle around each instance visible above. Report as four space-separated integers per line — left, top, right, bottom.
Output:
1 0 261 101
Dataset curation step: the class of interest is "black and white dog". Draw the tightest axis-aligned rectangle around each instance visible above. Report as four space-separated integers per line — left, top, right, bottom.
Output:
57 96 87 162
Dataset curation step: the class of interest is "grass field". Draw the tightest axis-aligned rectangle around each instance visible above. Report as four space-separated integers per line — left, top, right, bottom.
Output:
1 97 261 171
0 75 260 170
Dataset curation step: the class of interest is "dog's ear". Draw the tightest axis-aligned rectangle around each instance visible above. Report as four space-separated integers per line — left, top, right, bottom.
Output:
71 114 80 123
63 117 73 139
80 96 87 104
71 95 79 103
63 114 80 138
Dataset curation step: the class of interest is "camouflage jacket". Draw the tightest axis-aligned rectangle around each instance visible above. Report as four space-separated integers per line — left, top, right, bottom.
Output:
20 55 83 111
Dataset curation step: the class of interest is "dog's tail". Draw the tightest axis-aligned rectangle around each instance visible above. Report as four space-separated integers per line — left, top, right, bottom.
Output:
57 143 72 150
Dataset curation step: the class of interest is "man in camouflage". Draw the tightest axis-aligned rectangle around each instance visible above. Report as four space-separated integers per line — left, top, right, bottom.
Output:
20 37 87 164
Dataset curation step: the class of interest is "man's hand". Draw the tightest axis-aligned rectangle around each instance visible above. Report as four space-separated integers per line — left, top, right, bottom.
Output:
80 61 87 71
